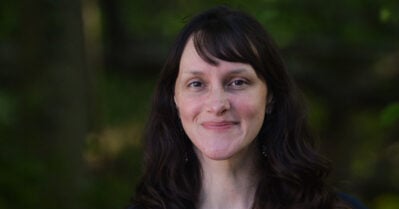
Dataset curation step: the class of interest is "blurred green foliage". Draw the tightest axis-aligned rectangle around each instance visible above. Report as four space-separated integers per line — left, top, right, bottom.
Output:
373 193 399 209
0 91 16 127
381 103 399 128
0 0 398 209
99 75 155 125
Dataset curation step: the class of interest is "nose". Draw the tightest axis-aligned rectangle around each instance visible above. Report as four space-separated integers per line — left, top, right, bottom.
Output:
205 87 230 115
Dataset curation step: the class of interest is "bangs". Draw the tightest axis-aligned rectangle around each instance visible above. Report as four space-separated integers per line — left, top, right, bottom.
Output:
192 24 259 66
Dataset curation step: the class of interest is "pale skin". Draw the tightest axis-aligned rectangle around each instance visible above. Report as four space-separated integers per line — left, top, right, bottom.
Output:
174 37 269 209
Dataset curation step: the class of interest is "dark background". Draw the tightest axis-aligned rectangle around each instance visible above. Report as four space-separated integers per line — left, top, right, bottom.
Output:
0 0 398 209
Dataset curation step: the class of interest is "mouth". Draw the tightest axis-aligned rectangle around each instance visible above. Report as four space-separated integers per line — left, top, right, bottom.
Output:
201 121 239 130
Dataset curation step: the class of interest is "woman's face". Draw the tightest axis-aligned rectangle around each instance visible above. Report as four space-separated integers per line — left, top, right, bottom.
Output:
174 38 268 161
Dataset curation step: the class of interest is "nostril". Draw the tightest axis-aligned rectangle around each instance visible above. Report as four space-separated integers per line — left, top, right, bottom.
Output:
206 97 230 114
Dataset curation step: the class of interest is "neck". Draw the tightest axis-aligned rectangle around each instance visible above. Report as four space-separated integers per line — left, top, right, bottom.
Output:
196 145 259 209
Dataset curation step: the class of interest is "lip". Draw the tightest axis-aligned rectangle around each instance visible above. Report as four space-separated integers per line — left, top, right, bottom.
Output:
201 121 239 130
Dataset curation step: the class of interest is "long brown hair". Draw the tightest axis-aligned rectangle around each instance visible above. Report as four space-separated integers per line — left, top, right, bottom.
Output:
133 6 347 209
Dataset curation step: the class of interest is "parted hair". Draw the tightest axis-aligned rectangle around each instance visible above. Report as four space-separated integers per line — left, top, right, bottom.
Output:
133 6 348 209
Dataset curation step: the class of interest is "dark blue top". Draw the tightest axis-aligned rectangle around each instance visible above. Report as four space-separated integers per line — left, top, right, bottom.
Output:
338 192 369 209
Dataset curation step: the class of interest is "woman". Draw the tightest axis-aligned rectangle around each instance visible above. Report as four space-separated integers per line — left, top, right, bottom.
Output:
129 6 360 209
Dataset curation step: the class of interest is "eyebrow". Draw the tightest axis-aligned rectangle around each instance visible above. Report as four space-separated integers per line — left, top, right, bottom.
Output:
182 68 250 75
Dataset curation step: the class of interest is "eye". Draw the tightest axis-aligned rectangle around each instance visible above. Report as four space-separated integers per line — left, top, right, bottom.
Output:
232 80 245 86
188 81 203 88
228 79 249 89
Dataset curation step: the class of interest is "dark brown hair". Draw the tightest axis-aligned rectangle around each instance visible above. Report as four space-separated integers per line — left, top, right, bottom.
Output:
133 6 347 209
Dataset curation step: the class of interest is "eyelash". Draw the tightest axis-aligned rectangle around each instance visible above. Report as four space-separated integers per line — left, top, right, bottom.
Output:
228 79 248 88
188 81 203 88
187 78 249 90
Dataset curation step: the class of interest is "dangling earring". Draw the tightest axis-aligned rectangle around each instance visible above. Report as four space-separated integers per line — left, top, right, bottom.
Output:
261 144 268 157
184 152 189 162
266 106 272 115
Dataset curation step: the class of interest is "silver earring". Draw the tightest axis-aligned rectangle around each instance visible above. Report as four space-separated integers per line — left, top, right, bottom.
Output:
184 152 189 162
262 144 267 157
266 106 272 115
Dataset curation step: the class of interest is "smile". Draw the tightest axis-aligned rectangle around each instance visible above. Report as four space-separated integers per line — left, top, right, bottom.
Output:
201 121 239 130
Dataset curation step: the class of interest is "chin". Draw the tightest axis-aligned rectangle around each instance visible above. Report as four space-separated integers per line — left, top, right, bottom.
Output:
201 149 236 161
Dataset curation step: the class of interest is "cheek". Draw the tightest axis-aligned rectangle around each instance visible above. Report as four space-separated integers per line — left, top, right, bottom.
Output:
232 96 266 121
176 97 202 122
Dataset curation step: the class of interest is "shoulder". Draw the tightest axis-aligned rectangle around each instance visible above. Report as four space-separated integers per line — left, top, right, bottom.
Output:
338 192 369 209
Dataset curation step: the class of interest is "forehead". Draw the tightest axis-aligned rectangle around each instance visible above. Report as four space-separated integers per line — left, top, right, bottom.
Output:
179 37 202 68
179 37 252 73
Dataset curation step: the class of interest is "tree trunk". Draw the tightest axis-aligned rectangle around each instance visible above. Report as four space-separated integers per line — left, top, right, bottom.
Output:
18 0 90 208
